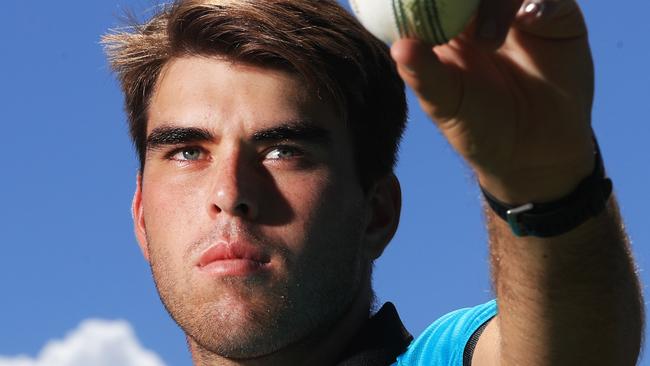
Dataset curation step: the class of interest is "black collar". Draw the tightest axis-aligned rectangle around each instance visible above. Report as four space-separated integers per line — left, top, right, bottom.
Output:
336 302 413 366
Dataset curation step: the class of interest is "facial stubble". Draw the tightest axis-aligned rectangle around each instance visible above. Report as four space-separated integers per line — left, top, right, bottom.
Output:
146 210 368 360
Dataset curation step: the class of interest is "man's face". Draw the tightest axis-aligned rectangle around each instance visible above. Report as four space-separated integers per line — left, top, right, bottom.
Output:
133 56 383 358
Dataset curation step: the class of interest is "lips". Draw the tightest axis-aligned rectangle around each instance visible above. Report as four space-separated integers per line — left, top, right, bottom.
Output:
197 242 271 276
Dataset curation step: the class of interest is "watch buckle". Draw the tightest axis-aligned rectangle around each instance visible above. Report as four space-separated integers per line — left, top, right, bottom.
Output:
506 203 534 237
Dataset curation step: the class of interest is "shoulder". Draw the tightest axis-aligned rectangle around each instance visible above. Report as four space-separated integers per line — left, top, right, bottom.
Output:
393 300 497 366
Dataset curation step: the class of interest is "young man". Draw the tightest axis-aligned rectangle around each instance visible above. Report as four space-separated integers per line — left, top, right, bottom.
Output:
103 0 643 365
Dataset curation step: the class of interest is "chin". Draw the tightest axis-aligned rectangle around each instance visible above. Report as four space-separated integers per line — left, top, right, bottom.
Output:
181 296 303 359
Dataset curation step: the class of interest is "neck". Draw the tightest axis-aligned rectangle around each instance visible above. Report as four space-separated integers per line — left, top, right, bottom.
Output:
188 280 374 366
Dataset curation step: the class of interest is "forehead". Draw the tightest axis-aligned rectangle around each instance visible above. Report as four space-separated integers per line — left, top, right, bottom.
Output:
148 56 341 136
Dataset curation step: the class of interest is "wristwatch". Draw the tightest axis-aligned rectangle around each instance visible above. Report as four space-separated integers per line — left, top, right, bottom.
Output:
481 138 613 238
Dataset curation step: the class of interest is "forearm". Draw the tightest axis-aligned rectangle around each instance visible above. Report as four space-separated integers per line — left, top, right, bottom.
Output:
388 0 643 362
487 195 644 365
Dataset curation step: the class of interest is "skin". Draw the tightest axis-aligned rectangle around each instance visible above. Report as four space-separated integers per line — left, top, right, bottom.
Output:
392 0 643 364
130 0 643 365
132 56 401 365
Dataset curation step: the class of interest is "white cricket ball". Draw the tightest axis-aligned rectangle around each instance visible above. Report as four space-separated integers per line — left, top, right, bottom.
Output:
349 0 480 45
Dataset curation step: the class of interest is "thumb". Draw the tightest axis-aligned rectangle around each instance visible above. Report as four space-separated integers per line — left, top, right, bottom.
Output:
391 39 463 123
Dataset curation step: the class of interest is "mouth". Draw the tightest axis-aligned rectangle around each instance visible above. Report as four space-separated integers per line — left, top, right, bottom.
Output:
197 242 271 276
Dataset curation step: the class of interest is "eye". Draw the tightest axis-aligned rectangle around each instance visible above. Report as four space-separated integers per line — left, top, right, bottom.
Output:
171 147 204 161
265 146 301 160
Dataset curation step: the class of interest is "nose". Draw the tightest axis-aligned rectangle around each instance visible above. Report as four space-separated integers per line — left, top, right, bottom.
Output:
209 149 259 220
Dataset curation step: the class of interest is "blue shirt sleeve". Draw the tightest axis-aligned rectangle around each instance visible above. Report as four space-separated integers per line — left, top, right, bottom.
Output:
392 300 498 366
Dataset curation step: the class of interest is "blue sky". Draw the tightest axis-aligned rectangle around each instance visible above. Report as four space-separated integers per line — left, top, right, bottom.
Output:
1 1 648 365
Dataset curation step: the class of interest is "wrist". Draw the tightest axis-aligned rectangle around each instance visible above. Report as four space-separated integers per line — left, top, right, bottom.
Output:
477 159 595 205
479 137 612 238
475 142 596 205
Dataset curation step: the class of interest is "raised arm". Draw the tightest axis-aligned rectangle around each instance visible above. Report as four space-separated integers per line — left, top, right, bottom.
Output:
390 0 644 364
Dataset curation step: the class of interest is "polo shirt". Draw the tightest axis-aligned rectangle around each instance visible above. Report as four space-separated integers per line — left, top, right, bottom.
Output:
336 300 498 366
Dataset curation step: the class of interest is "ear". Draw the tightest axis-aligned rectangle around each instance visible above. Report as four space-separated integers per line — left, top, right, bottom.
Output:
132 173 150 262
362 174 402 260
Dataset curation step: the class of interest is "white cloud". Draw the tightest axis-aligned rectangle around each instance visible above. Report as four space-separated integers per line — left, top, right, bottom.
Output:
0 319 166 366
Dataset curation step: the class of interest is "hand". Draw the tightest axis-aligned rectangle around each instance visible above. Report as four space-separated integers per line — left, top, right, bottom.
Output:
391 0 596 204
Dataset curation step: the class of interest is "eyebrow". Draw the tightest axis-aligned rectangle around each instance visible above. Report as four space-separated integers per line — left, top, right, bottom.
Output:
252 121 331 146
145 120 332 151
146 126 214 150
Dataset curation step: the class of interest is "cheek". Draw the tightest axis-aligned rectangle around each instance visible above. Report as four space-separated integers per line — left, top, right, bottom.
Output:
273 170 366 251
274 172 331 221
141 177 207 255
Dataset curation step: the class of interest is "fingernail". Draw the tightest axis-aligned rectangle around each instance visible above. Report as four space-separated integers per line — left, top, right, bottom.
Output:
521 0 546 18
478 18 497 40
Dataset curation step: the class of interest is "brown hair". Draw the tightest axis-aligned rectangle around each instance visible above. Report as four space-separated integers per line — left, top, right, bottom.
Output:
103 0 407 190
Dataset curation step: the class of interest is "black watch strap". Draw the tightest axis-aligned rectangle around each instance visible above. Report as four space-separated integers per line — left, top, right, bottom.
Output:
481 139 613 238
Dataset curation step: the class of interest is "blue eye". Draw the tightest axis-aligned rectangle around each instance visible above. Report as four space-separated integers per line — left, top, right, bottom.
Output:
265 147 298 160
172 148 203 161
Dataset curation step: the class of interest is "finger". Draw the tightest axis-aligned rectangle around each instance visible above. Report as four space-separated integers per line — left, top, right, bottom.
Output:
475 0 524 48
515 0 587 39
391 39 462 122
